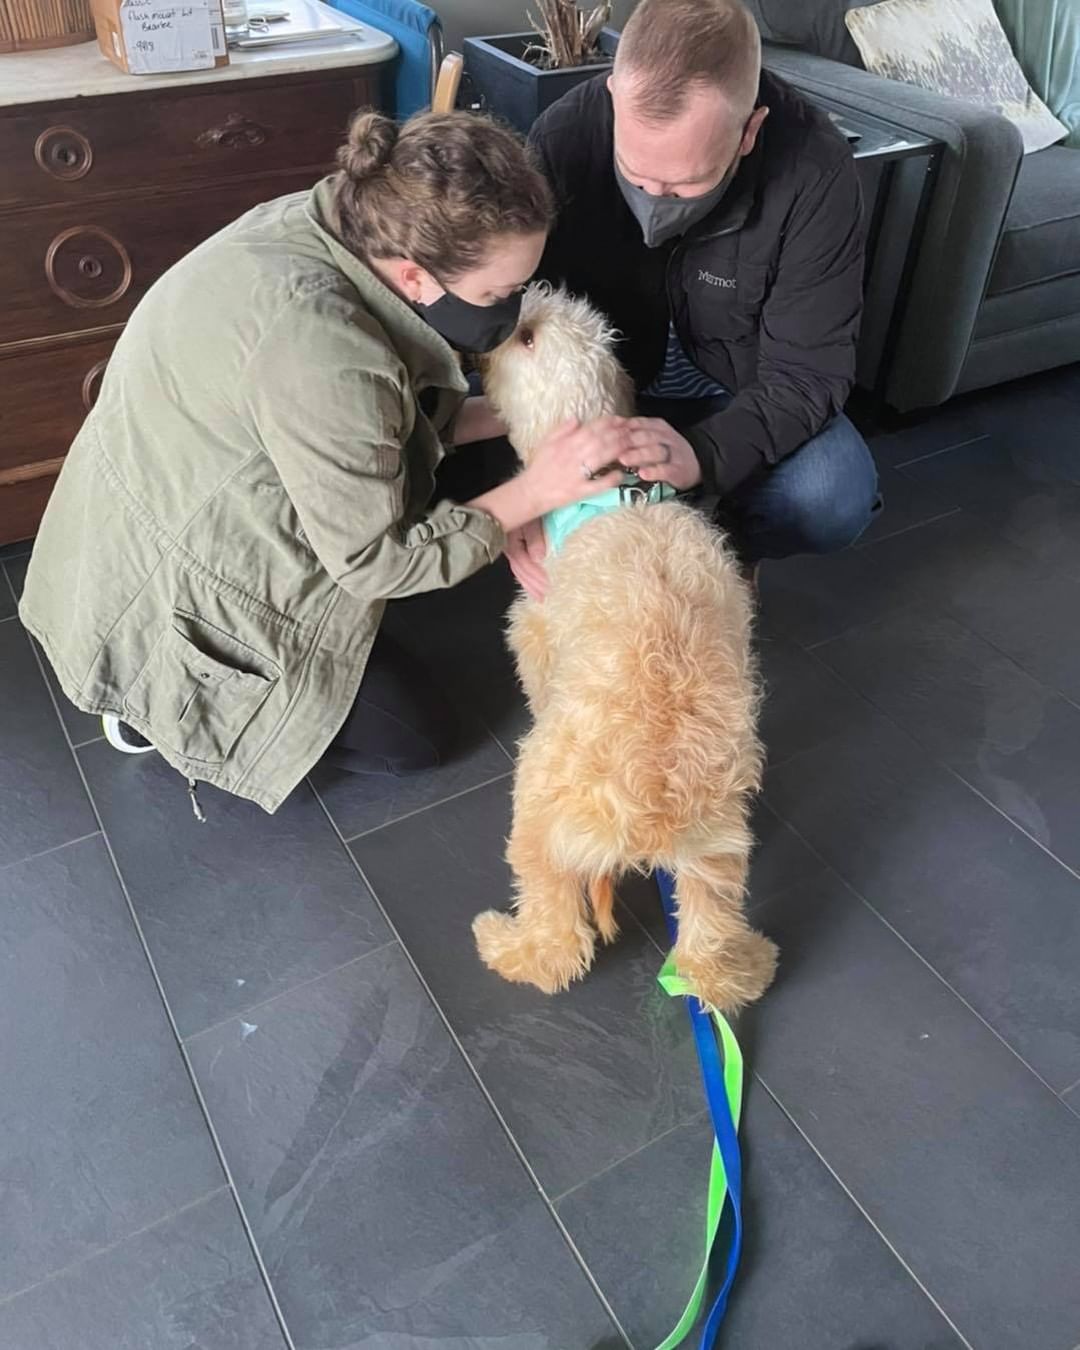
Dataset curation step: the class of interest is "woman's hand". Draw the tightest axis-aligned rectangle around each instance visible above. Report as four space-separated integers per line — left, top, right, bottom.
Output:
453 396 507 446
618 418 703 491
468 417 625 536
519 416 629 516
505 516 548 602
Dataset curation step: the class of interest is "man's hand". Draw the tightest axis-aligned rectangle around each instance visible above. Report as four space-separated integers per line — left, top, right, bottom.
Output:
619 418 702 491
504 516 548 602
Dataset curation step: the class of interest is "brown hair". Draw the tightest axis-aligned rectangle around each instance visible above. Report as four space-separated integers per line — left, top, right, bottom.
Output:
334 109 554 281
614 0 762 123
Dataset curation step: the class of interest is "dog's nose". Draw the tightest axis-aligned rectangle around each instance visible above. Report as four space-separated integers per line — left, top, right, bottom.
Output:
517 325 534 349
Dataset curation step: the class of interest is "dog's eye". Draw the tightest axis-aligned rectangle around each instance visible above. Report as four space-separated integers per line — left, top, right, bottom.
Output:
518 325 534 350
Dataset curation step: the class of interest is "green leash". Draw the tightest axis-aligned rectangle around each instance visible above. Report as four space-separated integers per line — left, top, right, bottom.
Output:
654 954 745 1347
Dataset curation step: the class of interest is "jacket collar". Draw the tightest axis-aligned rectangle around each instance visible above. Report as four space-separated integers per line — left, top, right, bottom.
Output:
306 177 469 397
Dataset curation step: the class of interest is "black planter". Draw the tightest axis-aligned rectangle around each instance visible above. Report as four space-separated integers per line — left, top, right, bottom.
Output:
462 28 619 135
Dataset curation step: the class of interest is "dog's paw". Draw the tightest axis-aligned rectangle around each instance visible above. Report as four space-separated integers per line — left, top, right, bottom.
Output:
472 909 595 994
676 930 778 1014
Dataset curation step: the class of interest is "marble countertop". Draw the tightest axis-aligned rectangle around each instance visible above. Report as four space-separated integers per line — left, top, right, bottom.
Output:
0 19 397 107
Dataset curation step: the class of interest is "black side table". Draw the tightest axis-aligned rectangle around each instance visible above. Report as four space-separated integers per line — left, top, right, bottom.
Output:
806 93 943 400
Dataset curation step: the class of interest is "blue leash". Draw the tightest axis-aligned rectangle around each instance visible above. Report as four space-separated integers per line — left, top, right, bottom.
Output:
656 868 744 1345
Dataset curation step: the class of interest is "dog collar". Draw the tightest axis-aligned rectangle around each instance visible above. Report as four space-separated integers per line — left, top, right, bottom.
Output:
543 478 678 556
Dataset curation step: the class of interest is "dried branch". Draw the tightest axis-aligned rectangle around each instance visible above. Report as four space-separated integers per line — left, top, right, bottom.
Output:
526 0 612 69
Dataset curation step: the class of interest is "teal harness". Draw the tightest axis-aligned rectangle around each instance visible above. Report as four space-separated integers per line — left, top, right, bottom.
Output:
543 477 679 555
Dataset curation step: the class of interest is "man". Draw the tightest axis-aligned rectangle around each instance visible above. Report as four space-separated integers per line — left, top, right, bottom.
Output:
508 0 879 592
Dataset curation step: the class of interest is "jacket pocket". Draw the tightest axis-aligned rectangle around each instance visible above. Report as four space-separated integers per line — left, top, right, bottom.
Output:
690 260 769 345
124 613 278 766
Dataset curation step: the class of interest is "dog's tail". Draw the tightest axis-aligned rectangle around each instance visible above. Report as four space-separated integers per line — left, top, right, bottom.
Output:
588 875 619 944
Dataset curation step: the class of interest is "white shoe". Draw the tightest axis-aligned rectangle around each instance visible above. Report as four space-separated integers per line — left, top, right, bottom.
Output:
102 714 155 755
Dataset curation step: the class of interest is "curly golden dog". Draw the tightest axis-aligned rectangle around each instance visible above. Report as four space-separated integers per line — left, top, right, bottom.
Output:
471 284 777 1013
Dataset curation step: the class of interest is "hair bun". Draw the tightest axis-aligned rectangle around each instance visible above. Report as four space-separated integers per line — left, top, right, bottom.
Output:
338 111 398 181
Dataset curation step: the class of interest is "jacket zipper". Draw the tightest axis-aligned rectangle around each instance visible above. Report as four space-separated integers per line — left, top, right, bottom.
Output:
665 219 742 363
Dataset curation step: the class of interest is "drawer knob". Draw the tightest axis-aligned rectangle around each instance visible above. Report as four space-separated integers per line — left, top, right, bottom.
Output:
195 113 269 151
82 359 109 411
34 127 94 182
45 226 133 311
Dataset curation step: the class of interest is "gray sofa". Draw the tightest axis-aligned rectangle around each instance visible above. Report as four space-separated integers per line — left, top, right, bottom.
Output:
749 0 1080 411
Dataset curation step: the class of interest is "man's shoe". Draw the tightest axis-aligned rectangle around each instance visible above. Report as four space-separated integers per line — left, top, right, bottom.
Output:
102 714 155 755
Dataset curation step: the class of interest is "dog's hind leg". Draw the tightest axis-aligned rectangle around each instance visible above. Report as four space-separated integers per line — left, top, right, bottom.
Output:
473 796 595 994
672 852 778 1013
588 875 619 944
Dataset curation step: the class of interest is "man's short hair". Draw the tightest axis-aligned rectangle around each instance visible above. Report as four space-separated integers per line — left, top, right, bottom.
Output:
614 0 762 124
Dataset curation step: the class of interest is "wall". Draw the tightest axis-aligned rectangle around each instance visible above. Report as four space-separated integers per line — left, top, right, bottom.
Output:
436 0 635 57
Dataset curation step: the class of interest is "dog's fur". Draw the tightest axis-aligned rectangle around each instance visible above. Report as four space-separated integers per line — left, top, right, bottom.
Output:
471 284 778 1012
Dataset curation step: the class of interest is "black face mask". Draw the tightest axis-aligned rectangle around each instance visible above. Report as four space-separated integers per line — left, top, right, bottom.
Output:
416 285 523 353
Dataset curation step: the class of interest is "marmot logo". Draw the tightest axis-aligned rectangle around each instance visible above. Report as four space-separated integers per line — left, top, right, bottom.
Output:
698 269 736 288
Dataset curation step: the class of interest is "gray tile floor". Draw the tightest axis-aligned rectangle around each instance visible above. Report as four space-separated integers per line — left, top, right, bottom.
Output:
2 364 1079 1350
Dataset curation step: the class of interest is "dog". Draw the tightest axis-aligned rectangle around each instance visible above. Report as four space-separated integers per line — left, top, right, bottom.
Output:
470 284 778 1013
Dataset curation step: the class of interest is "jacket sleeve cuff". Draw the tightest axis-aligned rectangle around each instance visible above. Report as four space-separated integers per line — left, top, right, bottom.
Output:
685 407 771 495
402 502 505 561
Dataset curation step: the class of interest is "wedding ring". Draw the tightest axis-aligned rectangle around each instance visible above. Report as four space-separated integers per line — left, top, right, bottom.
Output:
660 442 672 463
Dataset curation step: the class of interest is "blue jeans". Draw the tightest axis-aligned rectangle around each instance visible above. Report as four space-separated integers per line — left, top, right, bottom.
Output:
640 395 881 564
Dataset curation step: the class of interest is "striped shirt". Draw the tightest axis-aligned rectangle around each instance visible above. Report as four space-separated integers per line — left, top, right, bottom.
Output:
642 324 729 401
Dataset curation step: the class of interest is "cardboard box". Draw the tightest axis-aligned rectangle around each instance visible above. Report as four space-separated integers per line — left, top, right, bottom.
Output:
91 0 229 74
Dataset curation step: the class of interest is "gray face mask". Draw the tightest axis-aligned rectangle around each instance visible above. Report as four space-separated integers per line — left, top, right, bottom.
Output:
614 158 739 249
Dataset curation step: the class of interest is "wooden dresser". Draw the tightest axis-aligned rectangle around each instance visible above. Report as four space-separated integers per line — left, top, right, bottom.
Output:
0 30 396 547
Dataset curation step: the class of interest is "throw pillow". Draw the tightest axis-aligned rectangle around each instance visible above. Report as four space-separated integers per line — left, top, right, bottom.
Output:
845 0 1068 152
994 0 1080 150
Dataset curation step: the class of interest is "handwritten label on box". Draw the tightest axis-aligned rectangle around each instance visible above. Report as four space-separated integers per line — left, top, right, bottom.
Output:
120 0 221 73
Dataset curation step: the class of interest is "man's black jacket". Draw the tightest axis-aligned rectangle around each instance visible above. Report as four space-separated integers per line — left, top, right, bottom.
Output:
528 71 865 493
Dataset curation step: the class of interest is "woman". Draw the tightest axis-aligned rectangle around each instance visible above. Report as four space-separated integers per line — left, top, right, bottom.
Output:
19 110 627 815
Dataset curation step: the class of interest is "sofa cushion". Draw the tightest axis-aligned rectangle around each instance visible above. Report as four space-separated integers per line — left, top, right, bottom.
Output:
845 0 1067 153
989 146 1080 293
994 0 1080 150
744 0 864 66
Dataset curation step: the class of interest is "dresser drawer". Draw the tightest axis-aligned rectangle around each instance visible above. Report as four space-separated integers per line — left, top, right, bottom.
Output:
0 476 58 550
0 332 116 478
2 169 318 345
0 73 373 210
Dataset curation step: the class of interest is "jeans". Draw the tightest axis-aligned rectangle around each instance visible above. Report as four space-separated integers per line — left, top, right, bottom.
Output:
639 395 882 564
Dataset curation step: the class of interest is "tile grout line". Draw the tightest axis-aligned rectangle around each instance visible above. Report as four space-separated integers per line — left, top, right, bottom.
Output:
856 507 963 551
761 810 1079 1110
0 829 102 875
183 937 400 1046
550 1106 710 1208
72 734 105 750
1 561 19 610
0 1185 232 1311
307 776 635 1350
754 1079 977 1350
891 432 990 469
341 767 513 844
1061 1076 1080 1099
23 634 298 1350
808 582 1080 716
796 637 1080 890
